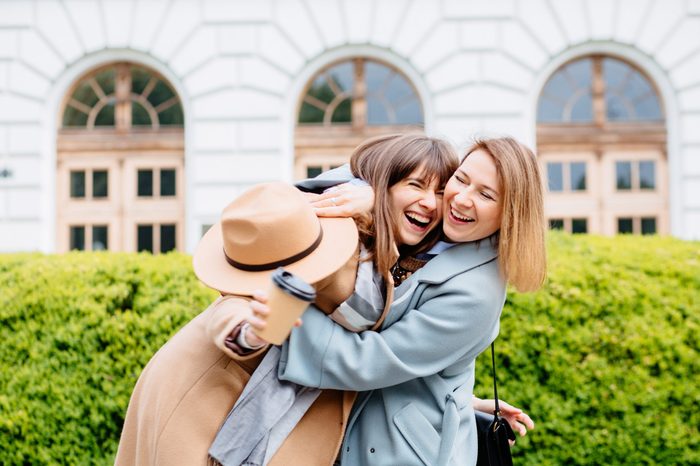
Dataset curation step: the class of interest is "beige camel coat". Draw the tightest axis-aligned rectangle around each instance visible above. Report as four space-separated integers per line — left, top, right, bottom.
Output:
115 255 389 466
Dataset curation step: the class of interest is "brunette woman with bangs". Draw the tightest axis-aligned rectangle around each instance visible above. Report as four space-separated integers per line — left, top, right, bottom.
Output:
246 135 545 466
344 133 457 280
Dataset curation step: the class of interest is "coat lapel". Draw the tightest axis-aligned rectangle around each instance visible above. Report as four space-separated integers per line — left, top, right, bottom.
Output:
381 237 499 329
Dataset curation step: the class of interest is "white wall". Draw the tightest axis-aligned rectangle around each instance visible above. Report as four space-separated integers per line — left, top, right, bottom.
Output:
0 0 698 252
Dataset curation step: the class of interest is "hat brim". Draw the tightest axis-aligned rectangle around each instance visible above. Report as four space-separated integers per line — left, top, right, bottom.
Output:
193 216 359 296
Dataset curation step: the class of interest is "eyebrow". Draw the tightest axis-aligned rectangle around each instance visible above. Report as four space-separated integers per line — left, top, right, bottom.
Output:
457 168 499 195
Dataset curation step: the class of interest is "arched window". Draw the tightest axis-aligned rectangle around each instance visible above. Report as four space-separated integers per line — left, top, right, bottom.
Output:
537 55 667 236
538 56 663 124
62 63 183 130
57 62 184 253
294 57 424 179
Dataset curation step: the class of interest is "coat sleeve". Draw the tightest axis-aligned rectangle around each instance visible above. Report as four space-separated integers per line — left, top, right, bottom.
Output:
205 295 268 360
277 263 505 391
294 164 354 193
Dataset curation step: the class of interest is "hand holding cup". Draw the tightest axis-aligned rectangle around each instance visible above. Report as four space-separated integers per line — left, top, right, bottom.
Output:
247 268 314 345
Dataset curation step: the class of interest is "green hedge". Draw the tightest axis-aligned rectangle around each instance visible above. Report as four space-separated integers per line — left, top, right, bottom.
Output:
474 233 700 465
0 252 216 465
0 233 698 465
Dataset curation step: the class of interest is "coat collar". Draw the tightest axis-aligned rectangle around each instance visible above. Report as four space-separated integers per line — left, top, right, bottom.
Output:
411 236 499 285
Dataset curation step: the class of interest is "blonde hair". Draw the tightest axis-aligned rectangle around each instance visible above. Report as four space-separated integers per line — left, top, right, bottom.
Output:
465 137 547 292
350 134 458 278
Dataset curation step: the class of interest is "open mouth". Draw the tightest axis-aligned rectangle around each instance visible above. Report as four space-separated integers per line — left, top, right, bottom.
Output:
450 207 475 223
405 212 431 229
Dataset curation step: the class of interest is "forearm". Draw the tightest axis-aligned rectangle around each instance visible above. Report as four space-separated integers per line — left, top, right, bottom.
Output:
278 285 501 391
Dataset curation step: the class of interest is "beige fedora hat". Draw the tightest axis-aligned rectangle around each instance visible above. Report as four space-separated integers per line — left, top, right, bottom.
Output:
193 182 358 295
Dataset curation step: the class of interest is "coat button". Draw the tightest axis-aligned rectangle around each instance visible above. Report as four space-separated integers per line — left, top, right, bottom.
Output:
346 447 350 452
370 448 375 453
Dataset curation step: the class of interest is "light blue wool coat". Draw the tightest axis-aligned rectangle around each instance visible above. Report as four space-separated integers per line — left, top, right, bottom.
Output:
278 238 506 466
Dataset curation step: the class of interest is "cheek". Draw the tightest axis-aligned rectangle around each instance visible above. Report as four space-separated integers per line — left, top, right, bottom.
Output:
487 205 503 228
435 198 445 218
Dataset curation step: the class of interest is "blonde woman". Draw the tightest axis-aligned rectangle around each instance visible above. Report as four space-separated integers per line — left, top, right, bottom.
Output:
248 136 546 466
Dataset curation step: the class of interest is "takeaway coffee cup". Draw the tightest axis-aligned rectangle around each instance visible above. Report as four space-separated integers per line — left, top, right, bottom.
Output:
253 267 316 345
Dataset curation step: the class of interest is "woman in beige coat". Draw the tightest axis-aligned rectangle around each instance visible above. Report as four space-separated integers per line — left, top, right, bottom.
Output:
115 182 366 466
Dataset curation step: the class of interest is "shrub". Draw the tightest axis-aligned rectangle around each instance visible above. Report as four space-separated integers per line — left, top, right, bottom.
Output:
474 232 700 465
0 252 216 465
0 233 698 464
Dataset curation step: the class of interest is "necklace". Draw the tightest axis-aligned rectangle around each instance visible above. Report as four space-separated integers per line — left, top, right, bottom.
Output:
390 256 428 287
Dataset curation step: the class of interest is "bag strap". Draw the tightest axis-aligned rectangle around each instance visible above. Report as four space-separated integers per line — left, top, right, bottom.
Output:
490 341 500 417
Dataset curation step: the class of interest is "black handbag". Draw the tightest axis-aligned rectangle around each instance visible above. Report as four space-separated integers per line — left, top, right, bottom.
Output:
475 342 516 466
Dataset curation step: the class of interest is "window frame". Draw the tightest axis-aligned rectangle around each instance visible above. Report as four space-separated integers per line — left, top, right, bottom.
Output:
61 62 183 131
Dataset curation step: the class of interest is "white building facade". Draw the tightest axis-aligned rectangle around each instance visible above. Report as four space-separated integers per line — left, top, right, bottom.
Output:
1 0 699 253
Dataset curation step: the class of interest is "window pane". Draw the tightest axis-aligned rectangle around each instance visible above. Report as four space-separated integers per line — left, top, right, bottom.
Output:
158 104 184 126
137 225 153 252
137 169 153 197
365 62 423 126
572 218 588 234
616 161 632 190
606 94 631 121
94 68 115 96
147 80 176 108
94 102 115 126
131 67 151 95
62 106 89 127
160 224 176 253
639 161 656 190
299 101 325 123
549 219 564 230
635 94 662 121
547 163 563 192
567 58 593 88
331 98 352 123
92 225 108 250
570 91 593 122
602 57 627 90
570 162 587 191
326 62 353 93
617 218 633 234
132 101 152 126
70 171 86 198
537 97 562 122
365 61 392 94
306 78 336 105
603 58 662 122
641 217 657 235
92 170 108 198
71 81 100 108
306 166 323 178
393 100 423 126
70 226 85 251
160 169 176 196
367 99 390 125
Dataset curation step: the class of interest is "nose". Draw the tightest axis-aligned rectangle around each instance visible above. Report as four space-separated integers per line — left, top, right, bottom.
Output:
454 187 475 208
419 190 438 211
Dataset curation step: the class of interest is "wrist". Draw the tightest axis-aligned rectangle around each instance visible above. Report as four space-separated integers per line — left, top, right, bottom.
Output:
238 323 265 349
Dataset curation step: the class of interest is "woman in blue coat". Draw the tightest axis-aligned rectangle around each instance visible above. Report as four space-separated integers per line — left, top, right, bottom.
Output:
248 136 547 466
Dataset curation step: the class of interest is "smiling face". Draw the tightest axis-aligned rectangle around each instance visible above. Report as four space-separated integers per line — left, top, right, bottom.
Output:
389 167 443 247
442 149 503 243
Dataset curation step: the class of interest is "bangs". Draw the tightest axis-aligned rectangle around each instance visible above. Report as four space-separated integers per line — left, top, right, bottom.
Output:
388 139 458 188
421 149 456 187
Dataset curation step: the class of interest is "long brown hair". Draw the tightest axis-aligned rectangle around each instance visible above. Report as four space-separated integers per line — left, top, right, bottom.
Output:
350 133 458 278
464 137 547 292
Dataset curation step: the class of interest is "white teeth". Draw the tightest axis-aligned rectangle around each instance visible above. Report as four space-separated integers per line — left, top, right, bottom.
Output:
451 208 474 222
406 212 430 224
